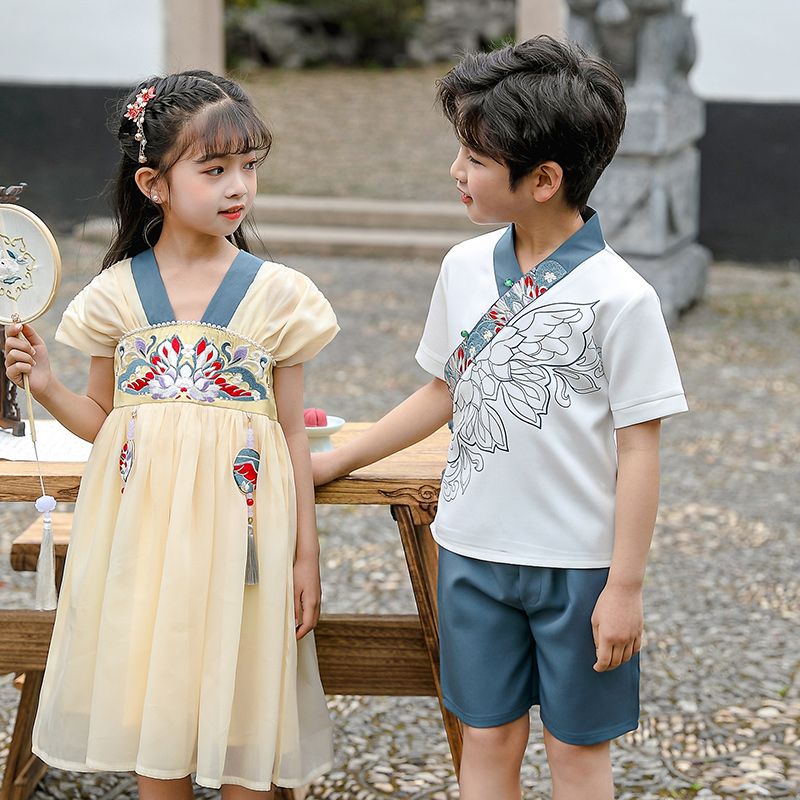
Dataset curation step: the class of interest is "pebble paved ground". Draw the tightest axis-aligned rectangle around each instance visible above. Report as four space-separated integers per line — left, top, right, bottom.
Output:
2 66 799 800
1 235 798 799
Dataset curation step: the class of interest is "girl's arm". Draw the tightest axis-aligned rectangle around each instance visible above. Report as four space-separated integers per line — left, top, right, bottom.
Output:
591 418 661 672
312 377 454 485
273 362 322 640
4 323 114 443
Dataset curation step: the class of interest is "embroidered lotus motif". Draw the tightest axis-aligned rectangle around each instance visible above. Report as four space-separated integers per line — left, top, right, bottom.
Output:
117 332 271 404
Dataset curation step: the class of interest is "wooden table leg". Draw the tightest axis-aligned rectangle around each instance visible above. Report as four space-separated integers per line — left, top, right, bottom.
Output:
0 671 47 800
391 504 463 776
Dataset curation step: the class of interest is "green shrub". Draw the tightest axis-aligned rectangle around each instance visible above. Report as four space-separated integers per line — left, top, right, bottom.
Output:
227 0 425 66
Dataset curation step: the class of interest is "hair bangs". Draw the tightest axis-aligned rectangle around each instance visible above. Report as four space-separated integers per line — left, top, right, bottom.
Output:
171 99 272 168
449 94 514 165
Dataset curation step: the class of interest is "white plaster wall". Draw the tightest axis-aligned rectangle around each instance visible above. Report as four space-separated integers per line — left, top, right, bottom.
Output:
1 0 165 85
519 0 800 104
685 0 800 103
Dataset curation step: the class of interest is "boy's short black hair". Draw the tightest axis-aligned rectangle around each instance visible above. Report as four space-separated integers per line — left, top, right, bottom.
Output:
437 35 626 210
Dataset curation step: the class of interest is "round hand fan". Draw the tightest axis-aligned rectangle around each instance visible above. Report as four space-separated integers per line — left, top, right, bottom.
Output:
0 203 63 610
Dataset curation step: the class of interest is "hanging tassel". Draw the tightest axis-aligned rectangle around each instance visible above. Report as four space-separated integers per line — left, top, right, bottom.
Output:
233 416 260 585
245 518 259 585
34 495 58 610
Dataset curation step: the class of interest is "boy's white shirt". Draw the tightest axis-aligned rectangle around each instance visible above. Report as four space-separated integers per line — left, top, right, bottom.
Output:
415 217 688 568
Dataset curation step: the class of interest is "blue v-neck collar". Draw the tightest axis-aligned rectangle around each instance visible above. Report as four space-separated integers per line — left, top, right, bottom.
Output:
130 248 263 327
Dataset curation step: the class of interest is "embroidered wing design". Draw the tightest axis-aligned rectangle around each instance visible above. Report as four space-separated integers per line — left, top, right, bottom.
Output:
443 302 604 500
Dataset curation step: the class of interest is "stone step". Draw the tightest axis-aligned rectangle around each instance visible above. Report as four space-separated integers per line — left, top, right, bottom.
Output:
78 217 476 260
251 194 479 232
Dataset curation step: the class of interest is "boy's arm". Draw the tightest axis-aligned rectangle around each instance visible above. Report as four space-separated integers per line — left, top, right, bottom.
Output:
312 377 453 485
592 418 661 672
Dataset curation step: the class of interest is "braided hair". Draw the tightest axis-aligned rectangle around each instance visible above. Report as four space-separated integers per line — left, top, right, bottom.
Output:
102 70 272 270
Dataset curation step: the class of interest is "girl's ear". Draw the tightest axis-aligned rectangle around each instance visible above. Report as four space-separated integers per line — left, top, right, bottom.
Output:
529 161 564 204
134 167 163 204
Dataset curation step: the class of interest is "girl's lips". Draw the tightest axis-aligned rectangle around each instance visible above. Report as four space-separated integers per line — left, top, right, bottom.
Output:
460 192 473 205
220 209 243 220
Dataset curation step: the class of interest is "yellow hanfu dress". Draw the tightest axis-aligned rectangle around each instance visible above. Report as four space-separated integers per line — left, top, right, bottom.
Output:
31 249 339 791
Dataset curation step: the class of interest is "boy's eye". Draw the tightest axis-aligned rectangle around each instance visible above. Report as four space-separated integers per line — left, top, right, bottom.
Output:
467 155 483 166
243 160 257 171
206 166 224 176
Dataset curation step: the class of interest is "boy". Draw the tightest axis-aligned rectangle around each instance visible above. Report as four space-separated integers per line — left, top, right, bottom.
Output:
313 36 687 800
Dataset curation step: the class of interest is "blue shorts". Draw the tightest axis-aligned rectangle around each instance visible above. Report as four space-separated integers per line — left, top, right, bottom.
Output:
437 547 640 745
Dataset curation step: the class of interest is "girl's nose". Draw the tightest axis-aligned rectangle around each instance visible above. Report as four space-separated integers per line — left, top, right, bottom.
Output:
226 176 248 198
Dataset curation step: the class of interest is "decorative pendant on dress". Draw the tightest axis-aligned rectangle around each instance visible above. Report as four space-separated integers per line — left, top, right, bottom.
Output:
119 410 136 493
233 416 260 585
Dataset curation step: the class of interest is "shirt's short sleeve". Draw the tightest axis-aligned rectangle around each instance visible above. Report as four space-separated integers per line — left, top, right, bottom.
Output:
269 270 339 367
604 287 688 428
415 266 451 380
55 270 124 358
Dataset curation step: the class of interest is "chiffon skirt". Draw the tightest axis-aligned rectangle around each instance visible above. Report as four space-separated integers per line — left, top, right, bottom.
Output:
31 403 332 790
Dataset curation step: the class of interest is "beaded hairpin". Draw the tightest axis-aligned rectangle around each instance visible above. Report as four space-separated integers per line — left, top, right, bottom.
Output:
125 86 156 164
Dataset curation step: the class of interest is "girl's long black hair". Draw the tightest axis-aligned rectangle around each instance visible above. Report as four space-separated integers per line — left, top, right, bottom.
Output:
102 70 272 271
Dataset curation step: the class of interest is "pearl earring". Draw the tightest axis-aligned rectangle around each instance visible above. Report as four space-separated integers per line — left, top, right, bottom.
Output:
151 192 160 203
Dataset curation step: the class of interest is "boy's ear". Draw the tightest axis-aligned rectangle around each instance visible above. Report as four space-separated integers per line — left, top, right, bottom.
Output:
529 161 564 204
134 167 163 204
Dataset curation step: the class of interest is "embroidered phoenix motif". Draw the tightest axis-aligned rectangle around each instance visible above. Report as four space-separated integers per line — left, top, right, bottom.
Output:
443 302 605 500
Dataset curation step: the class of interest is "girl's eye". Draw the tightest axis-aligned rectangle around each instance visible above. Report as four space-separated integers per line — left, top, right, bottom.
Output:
206 166 224 176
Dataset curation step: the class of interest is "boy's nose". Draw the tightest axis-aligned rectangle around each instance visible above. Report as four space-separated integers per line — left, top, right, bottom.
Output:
450 147 467 183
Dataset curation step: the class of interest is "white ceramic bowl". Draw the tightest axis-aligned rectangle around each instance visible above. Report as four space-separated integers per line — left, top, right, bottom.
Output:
305 415 345 452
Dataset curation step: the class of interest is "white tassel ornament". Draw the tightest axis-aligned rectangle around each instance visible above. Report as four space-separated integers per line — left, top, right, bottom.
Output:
34 494 58 610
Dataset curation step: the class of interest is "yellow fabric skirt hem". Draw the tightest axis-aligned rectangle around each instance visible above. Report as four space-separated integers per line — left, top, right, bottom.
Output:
31 746 333 791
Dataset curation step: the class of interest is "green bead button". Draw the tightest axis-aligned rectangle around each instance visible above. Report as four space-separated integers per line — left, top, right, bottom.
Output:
461 330 469 338
504 278 514 287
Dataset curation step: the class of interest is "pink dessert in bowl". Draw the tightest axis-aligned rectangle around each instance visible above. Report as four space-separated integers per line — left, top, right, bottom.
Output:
303 408 345 452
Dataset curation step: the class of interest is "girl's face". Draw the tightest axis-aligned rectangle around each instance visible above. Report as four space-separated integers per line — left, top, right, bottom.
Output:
450 145 528 225
159 149 259 239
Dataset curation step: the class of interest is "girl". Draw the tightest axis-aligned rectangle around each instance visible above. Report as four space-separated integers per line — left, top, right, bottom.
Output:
4 70 338 799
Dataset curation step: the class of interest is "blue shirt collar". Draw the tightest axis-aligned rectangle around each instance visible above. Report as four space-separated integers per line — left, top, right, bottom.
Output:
492 207 605 297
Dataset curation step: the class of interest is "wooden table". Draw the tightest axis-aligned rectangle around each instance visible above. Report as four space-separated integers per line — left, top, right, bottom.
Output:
0 423 461 800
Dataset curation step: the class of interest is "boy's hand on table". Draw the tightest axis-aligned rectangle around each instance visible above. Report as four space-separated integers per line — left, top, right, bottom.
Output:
591 583 643 672
311 449 345 486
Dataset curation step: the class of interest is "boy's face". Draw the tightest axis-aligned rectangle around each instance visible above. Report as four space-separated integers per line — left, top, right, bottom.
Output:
450 145 531 225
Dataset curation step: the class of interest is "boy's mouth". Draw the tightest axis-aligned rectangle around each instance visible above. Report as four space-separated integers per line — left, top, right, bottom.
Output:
458 189 473 205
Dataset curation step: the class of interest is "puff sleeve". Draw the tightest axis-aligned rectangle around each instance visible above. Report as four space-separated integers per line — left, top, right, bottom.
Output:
267 268 339 367
55 267 128 357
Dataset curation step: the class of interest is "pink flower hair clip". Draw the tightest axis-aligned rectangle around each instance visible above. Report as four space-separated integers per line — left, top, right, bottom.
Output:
125 86 156 164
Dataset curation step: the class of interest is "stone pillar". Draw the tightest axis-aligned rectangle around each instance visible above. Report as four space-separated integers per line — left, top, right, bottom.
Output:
516 0 568 40
566 0 709 322
165 0 225 75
